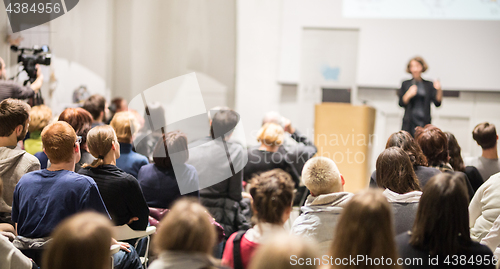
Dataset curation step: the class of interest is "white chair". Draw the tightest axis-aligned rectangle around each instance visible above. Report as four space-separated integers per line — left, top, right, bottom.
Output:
113 225 156 266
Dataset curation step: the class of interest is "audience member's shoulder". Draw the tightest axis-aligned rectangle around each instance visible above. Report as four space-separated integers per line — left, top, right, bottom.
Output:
22 151 40 165
138 163 154 173
71 172 99 185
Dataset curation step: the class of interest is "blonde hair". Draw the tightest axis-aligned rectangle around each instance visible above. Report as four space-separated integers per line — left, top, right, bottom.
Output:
154 198 216 254
28 105 52 133
329 189 399 269
110 111 139 143
257 123 284 147
42 212 113 269
302 157 342 196
42 121 77 164
249 233 318 269
84 125 117 168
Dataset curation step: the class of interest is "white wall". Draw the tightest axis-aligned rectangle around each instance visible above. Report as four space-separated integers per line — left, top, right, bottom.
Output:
278 0 500 91
235 0 284 146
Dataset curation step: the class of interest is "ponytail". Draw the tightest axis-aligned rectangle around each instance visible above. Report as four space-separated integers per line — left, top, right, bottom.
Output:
83 125 117 168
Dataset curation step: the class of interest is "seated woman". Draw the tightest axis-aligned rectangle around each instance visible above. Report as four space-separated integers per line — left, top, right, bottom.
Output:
111 111 149 178
58 107 95 172
222 168 295 269
376 147 422 235
138 131 199 209
414 124 474 199
149 198 223 269
328 189 399 269
446 132 484 192
24 105 52 155
370 130 440 188
78 125 149 231
42 212 113 269
244 123 300 187
397 173 494 268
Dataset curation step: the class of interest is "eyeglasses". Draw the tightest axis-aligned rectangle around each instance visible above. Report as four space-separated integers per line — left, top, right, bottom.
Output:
76 136 82 144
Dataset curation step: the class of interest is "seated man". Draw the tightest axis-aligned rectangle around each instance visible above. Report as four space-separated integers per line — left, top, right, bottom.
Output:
12 121 143 269
0 99 40 225
187 109 249 258
11 121 109 262
465 122 500 181
290 157 353 254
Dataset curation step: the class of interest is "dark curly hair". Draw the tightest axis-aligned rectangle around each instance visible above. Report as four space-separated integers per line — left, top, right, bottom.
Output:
249 169 295 225
414 125 448 167
386 130 428 167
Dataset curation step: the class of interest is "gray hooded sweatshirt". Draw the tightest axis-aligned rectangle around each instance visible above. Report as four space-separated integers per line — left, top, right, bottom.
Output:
291 192 353 254
0 146 40 213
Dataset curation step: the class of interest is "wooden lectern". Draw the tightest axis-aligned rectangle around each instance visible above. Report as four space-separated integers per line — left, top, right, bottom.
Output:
314 103 376 193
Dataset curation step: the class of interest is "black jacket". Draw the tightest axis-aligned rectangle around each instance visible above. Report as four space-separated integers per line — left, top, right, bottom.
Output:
399 79 441 132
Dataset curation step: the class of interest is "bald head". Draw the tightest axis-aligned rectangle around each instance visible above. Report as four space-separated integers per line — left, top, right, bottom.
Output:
262 111 283 126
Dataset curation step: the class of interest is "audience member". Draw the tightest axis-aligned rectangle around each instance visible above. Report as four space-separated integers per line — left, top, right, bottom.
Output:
133 103 166 161
465 122 500 181
83 94 108 128
376 147 422 235
248 233 318 269
187 108 249 256
222 168 295 269
111 111 149 178
397 173 494 268
0 99 40 225
370 130 440 188
0 177 34 269
138 131 199 209
328 189 399 269
149 198 224 269
42 212 113 269
11 121 108 263
290 157 352 254
109 97 128 123
469 170 500 241
414 124 474 198
261 111 317 174
446 131 484 192
244 122 300 186
78 125 149 231
58 107 95 172
24 104 52 155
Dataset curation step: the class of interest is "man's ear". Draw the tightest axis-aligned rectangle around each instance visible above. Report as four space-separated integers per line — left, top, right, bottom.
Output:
15 125 23 136
341 175 345 186
74 142 79 153
111 141 117 151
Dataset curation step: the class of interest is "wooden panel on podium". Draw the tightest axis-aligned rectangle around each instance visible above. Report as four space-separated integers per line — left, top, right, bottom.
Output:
314 103 376 193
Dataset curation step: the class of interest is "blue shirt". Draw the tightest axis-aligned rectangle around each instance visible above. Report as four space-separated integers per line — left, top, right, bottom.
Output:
12 169 109 238
116 143 149 178
138 163 199 209
34 151 48 169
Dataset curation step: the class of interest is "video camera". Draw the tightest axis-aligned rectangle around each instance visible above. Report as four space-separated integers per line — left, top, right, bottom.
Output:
10 45 51 84
10 45 51 106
